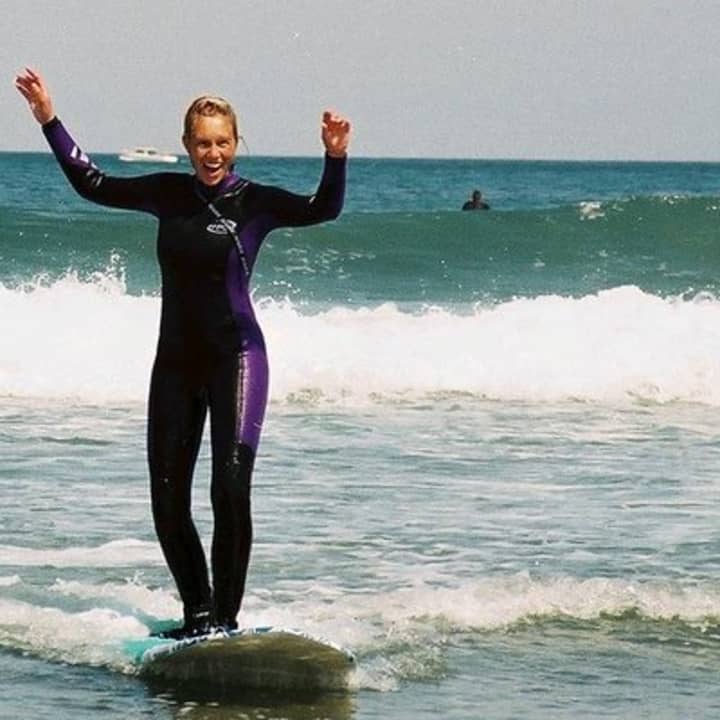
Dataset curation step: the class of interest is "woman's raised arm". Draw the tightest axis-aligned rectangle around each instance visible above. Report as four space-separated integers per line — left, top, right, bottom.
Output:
14 67 168 216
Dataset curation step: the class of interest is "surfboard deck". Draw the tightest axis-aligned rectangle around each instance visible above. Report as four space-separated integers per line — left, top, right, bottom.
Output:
124 625 355 691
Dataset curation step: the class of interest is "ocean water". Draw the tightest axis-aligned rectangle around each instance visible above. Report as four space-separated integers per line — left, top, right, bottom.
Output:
2 151 720 719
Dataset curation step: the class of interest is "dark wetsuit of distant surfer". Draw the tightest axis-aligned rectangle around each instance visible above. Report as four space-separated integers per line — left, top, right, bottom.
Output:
17 68 350 638
462 189 490 211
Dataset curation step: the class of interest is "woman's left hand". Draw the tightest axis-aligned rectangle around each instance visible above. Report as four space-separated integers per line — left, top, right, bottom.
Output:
322 111 351 158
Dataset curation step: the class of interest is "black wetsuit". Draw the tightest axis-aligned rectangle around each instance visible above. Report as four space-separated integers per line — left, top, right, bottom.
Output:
462 200 490 211
42 117 346 630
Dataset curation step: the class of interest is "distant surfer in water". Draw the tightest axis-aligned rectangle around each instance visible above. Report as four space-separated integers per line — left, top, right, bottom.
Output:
16 67 350 638
462 189 490 211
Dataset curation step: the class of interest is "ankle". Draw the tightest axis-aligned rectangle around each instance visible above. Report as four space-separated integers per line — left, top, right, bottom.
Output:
185 605 214 629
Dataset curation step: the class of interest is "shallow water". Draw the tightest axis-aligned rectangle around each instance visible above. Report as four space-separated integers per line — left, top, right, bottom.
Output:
2 396 720 718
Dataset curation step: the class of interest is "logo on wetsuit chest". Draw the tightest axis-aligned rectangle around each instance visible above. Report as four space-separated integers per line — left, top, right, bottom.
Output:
206 219 237 235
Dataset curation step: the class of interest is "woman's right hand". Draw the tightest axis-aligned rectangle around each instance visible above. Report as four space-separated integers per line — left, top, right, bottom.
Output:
15 68 55 125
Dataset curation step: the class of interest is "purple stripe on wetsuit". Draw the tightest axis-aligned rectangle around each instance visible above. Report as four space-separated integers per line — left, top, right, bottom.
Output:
225 243 269 452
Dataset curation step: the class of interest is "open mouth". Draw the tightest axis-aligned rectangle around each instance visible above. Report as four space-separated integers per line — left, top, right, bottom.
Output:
202 163 225 182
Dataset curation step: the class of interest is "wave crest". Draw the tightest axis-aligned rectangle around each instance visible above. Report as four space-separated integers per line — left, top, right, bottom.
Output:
2 275 719 405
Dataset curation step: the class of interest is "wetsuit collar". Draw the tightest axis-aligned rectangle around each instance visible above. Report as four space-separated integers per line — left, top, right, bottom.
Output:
194 171 243 201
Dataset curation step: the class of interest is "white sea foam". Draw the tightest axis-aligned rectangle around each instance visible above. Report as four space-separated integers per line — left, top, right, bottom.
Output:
237 574 720 654
578 200 605 220
50 578 179 617
2 275 720 405
0 538 162 568
0 271 156 402
0 598 146 672
2 573 717 689
337 574 720 631
250 573 720 692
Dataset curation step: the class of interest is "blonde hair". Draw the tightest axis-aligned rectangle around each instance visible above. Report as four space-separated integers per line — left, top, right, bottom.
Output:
183 95 240 141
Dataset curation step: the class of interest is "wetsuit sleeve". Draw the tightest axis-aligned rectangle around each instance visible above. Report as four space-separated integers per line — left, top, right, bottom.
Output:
42 117 164 215
261 154 346 229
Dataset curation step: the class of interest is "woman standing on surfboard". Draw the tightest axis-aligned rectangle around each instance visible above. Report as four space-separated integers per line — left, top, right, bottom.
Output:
16 68 350 639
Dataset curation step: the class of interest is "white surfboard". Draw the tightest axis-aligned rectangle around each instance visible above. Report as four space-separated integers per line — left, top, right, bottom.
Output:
124 625 355 691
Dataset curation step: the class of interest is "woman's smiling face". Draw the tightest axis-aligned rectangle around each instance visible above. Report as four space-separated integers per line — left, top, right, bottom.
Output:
184 114 238 186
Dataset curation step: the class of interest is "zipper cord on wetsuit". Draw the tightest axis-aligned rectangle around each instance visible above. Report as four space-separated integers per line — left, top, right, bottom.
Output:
194 180 251 279
206 201 250 278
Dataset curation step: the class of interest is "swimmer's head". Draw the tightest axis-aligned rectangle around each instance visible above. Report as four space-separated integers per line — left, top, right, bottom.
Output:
183 95 240 142
183 96 240 186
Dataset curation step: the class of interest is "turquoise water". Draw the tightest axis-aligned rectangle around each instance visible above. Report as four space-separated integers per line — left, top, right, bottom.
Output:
1 152 720 718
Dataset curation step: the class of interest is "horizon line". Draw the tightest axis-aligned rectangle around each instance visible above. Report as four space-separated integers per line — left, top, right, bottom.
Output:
3 149 720 165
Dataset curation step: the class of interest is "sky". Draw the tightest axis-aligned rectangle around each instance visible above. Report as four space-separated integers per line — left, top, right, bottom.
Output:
2 0 720 161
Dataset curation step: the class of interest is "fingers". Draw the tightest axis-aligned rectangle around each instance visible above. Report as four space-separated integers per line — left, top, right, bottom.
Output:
15 79 37 105
15 81 32 100
17 67 40 84
321 111 352 159
322 110 351 134
15 67 45 94
15 70 41 99
14 67 54 124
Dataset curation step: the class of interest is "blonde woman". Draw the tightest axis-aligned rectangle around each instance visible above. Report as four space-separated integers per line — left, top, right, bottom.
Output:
16 67 350 638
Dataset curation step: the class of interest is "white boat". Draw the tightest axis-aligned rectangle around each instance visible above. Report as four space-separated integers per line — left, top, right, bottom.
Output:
118 147 179 164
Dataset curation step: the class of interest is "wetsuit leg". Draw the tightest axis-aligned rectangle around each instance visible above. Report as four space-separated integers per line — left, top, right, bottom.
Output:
147 356 213 627
208 343 269 627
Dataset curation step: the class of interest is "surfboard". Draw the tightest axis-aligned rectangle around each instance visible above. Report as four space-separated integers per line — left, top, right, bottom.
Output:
124 625 355 691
